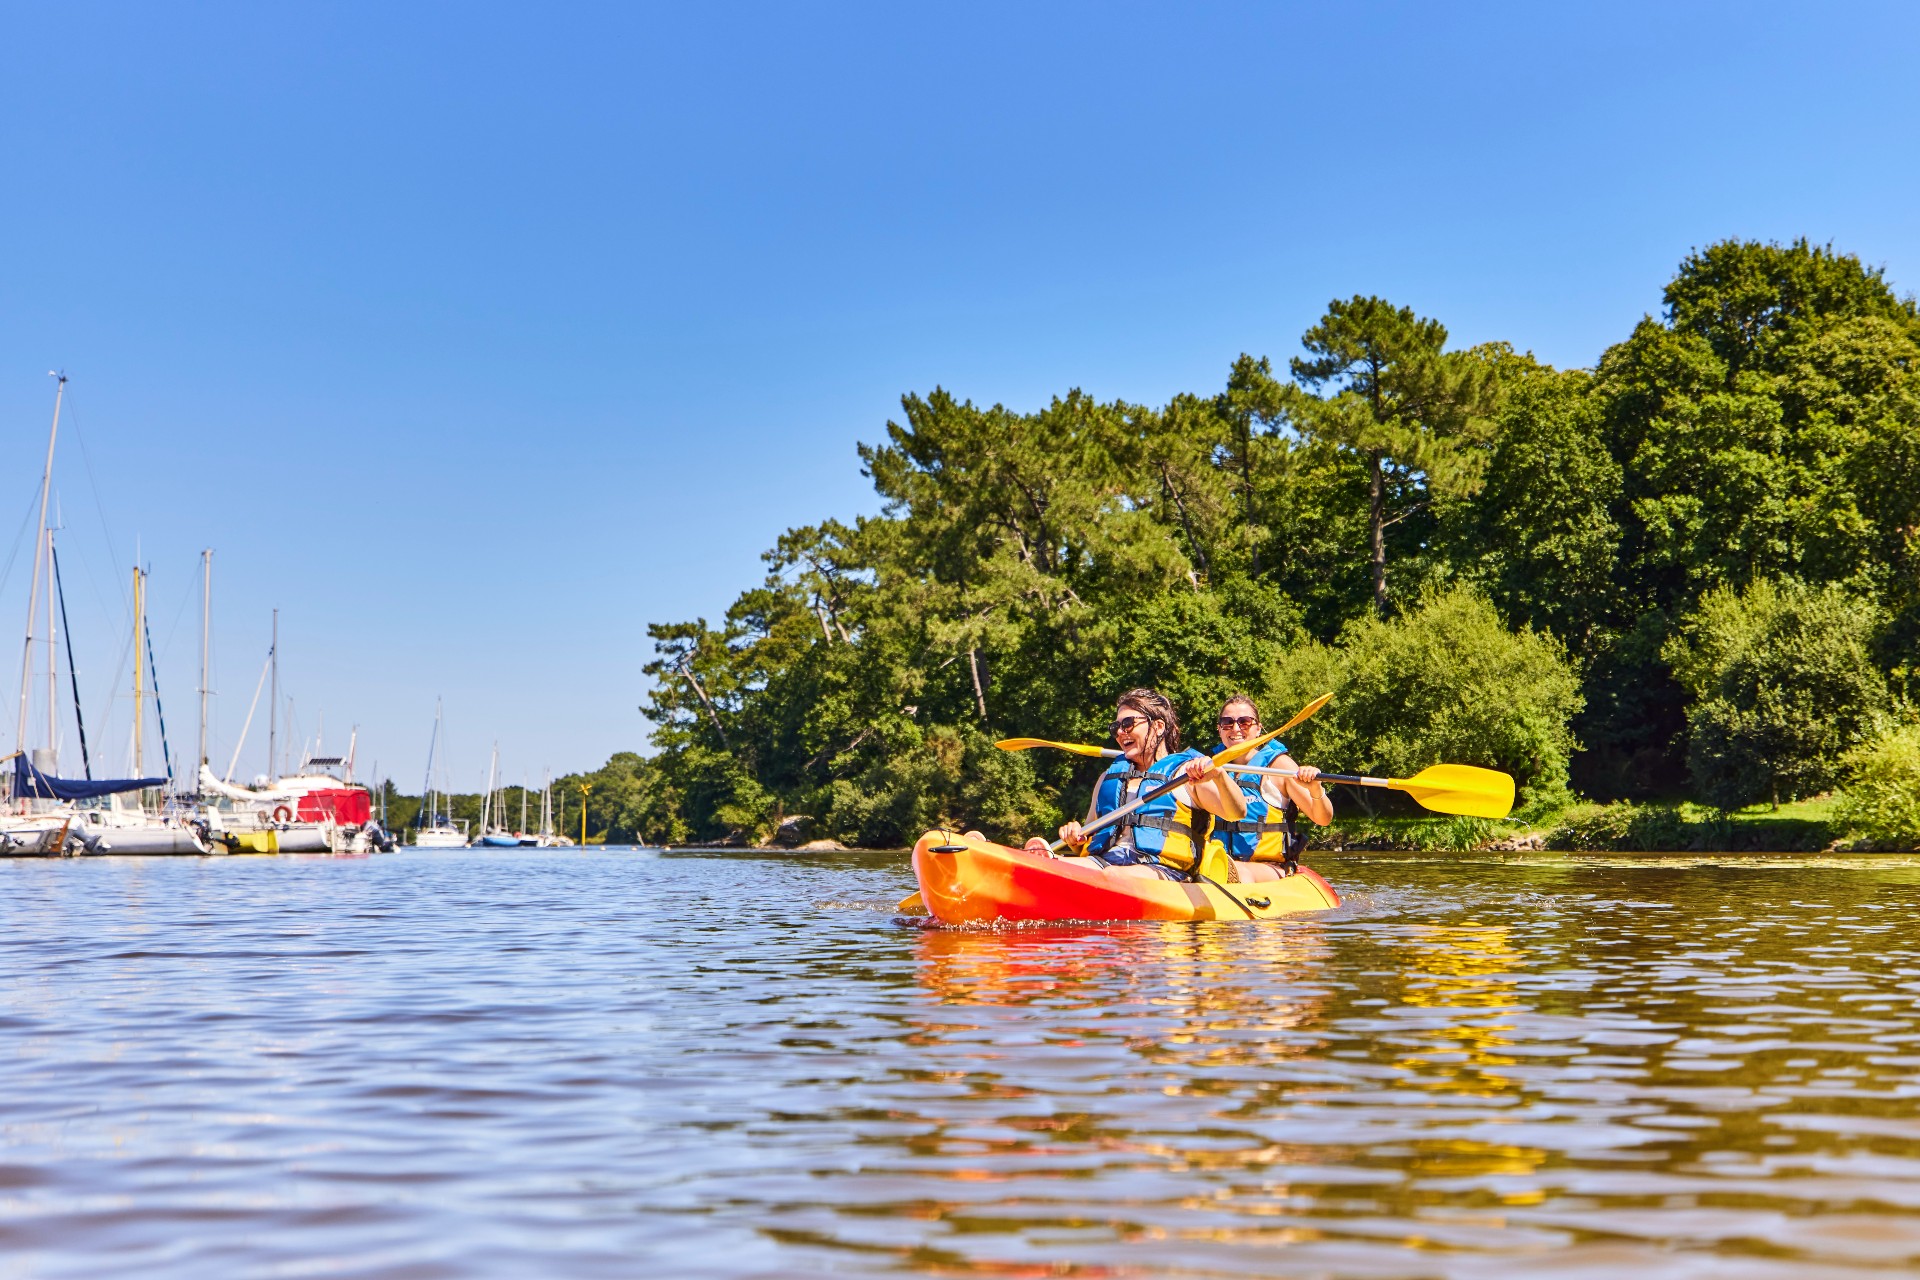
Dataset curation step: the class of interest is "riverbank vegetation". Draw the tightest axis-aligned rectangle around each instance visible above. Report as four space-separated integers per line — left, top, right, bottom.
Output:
543 238 1920 852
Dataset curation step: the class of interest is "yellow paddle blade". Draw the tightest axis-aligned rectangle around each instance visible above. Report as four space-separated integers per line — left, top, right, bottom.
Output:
994 737 1116 758
1212 692 1334 766
1389 763 1516 819
1273 692 1334 737
898 891 927 913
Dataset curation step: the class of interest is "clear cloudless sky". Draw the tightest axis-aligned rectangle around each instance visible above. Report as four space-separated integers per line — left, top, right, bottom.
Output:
2 1 1917 794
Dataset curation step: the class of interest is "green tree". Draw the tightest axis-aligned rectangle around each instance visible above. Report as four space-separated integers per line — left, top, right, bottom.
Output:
1577 239 1920 797
1439 355 1622 650
1664 237 1915 379
1664 578 1887 809
1268 587 1583 813
1289 297 1501 615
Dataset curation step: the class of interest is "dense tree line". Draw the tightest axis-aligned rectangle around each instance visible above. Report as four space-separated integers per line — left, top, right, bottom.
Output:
562 239 1920 847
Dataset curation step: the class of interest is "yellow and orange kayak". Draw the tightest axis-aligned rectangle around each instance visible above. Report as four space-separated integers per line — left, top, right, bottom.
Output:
910 830 1340 925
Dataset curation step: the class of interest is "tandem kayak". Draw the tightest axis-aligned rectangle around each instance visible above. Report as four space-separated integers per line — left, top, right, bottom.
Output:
909 830 1340 925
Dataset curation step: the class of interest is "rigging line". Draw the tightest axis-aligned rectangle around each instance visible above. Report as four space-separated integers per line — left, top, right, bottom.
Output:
224 646 272 783
93 628 136 757
61 397 132 621
51 541 92 780
0 489 42 602
155 565 197 660
142 614 175 785
53 488 129 661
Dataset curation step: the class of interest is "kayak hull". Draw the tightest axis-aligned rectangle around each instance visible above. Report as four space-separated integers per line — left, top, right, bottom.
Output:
910 830 1340 925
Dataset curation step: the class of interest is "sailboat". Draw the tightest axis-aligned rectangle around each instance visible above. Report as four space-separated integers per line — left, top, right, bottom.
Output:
5 376 179 856
474 743 521 847
533 771 573 847
413 700 468 847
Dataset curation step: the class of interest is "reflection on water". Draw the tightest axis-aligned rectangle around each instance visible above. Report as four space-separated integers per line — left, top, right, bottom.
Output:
3 849 1920 1276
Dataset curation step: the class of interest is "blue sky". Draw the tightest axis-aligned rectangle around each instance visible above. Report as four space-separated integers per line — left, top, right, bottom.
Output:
2 2 1917 791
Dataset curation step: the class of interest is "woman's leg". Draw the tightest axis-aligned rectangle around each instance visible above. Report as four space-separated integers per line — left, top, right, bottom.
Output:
1234 861 1284 882
1103 862 1170 880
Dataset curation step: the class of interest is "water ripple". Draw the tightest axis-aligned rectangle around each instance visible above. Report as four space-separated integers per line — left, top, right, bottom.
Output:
4 849 1920 1275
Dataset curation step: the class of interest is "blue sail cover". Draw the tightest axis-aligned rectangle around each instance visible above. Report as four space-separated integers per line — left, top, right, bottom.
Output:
12 755 168 801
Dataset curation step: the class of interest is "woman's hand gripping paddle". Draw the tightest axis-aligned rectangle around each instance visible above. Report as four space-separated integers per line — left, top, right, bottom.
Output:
1222 760 1515 819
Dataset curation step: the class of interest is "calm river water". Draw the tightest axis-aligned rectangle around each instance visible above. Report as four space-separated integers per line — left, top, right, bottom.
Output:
4 848 1920 1277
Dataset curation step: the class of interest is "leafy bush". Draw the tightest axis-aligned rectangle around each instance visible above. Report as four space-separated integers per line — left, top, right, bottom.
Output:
1836 724 1920 849
1270 587 1583 814
1665 578 1886 809
1546 802 1691 851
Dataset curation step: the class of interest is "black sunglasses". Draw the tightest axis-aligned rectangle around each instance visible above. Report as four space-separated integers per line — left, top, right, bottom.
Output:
1109 715 1152 737
1217 716 1259 730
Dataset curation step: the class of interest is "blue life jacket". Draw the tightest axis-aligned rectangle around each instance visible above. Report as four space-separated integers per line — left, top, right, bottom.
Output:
1085 747 1208 870
1206 738 1298 862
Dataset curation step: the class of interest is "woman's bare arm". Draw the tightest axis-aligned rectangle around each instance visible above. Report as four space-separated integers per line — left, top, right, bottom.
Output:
1270 754 1334 825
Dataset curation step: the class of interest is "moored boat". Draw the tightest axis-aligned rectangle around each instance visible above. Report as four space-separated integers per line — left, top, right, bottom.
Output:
75 803 212 855
199 761 376 854
909 830 1340 925
0 809 79 856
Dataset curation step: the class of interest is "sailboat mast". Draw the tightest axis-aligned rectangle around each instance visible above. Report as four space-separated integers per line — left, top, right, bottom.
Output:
132 567 145 776
481 743 497 832
268 609 278 781
45 527 56 755
199 550 211 775
422 699 440 822
15 372 65 756
51 537 91 780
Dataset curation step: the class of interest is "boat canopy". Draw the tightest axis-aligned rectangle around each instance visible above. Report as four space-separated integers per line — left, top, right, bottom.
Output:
13 755 167 801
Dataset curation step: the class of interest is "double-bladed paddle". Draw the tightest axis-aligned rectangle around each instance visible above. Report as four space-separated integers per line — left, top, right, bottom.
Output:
1221 760 1515 820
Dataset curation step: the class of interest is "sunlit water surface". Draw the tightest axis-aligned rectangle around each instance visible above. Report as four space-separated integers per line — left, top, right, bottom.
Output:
5 848 1920 1277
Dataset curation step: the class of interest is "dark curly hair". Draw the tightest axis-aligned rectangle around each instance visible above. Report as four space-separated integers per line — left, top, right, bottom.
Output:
1116 687 1182 753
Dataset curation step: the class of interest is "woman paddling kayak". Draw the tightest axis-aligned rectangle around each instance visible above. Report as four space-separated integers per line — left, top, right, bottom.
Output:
1021 688 1246 879
1205 693 1332 882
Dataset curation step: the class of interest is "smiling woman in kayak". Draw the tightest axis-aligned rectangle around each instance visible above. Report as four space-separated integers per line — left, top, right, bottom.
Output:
1206 694 1332 882
1022 688 1246 879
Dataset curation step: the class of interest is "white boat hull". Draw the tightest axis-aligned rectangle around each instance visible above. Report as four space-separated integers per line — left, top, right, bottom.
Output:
80 828 209 856
0 816 78 857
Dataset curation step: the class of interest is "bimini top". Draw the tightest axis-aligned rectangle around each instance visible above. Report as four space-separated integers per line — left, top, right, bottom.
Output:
12 754 168 801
